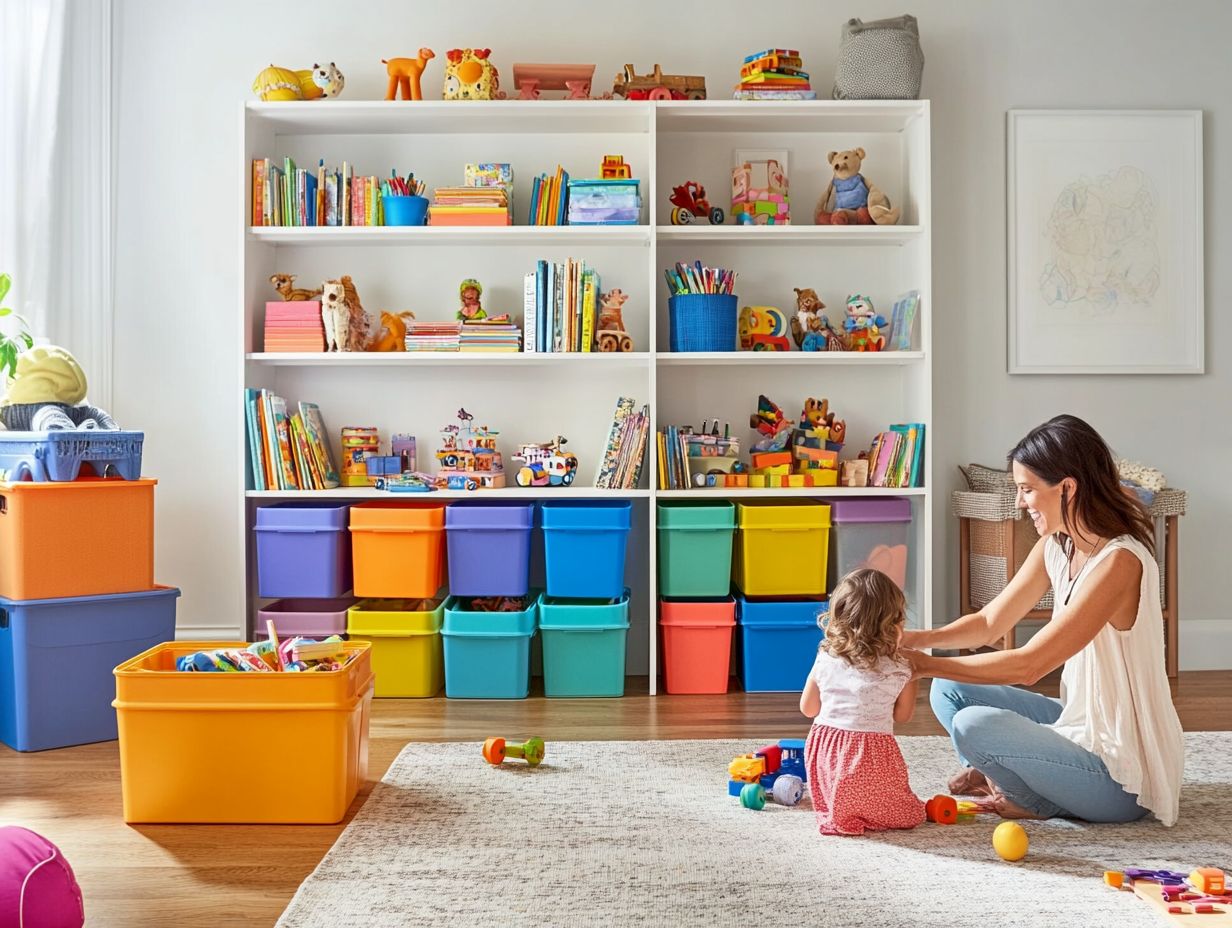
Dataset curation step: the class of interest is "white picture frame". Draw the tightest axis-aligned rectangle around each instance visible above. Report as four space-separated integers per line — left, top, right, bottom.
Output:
1007 109 1204 374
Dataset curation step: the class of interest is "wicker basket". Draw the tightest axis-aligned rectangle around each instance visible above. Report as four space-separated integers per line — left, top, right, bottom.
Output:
952 464 1186 612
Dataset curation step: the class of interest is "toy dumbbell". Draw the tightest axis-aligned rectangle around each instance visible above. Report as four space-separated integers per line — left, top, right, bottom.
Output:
739 775 804 810
483 736 545 767
925 794 960 824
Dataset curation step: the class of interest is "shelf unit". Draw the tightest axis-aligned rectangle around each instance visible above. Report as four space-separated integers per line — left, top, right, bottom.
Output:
239 99 931 695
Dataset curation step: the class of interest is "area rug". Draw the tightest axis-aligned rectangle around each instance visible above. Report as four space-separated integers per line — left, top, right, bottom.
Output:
277 734 1230 928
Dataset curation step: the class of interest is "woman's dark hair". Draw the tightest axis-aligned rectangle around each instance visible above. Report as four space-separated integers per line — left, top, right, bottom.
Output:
1008 414 1154 556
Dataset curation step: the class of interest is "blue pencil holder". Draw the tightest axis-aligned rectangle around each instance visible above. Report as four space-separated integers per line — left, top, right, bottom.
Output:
383 195 429 226
668 293 739 352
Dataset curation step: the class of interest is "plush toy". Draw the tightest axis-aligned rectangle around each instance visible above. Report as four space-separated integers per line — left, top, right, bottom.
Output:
815 148 900 225
0 827 84 928
791 287 846 351
443 49 505 100
252 63 345 101
0 346 119 431
383 50 436 100
370 311 416 352
842 294 888 351
270 273 322 301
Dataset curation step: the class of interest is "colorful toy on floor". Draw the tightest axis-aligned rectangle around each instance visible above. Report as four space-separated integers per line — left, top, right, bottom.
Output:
512 62 596 99
0 826 84 928
992 821 1029 861
731 156 790 225
383 49 435 100
483 736 545 766
612 63 706 100
738 306 791 351
437 407 506 489
728 738 808 810
842 294 888 352
442 48 505 100
815 147 900 225
924 795 958 824
1104 867 1231 923
513 436 578 487
668 181 724 225
252 62 345 101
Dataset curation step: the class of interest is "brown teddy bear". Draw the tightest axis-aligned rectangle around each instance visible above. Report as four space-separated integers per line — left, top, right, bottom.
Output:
814 148 900 225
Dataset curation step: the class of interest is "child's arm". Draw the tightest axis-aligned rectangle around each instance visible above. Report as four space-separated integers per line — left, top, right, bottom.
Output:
799 672 821 718
892 677 919 724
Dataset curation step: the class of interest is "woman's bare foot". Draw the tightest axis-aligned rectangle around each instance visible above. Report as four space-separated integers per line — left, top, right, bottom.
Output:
947 767 994 796
974 781 1049 820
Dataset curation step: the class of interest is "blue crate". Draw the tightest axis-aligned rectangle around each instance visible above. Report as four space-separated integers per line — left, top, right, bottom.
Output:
736 593 827 692
0 430 144 482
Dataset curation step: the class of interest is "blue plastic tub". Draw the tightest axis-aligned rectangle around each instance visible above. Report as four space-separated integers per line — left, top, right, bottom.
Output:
254 502 352 598
540 500 631 599
441 595 537 699
0 585 179 751
446 501 535 596
668 293 738 352
736 593 826 693
0 430 144 482
538 590 629 698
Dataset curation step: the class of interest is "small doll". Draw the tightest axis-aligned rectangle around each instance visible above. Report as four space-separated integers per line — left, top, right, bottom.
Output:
842 294 888 352
458 279 487 321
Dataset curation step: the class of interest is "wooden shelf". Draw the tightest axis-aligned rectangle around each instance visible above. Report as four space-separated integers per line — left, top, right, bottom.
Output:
248 225 651 246
655 225 924 246
656 351 923 366
246 487 652 500
247 351 652 366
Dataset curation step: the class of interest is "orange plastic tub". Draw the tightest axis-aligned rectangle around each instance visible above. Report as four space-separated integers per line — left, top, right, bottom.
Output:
350 501 447 598
659 597 736 694
113 640 373 824
0 478 155 600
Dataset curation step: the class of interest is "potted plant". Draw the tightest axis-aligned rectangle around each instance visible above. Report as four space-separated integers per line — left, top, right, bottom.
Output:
0 273 34 381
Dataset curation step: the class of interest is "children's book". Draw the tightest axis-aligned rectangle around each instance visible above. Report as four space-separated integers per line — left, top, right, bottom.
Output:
595 397 636 488
869 431 900 487
299 402 341 488
888 290 921 351
244 389 264 490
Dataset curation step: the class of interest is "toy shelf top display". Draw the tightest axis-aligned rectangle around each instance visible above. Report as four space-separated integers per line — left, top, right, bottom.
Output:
437 408 505 490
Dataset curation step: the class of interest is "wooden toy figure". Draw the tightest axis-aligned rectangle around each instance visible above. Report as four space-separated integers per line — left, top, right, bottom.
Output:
458 279 487 321
382 49 436 100
595 288 633 352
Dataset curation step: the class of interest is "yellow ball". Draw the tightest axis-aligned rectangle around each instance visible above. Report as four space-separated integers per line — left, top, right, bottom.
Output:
992 821 1029 861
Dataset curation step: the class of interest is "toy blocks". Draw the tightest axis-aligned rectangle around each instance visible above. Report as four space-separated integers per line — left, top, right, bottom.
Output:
727 739 808 809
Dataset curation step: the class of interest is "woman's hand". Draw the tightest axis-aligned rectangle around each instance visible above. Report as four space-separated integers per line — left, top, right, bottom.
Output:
900 648 934 681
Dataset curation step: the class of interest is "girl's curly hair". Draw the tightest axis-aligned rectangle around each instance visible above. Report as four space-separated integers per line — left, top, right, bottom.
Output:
820 568 906 670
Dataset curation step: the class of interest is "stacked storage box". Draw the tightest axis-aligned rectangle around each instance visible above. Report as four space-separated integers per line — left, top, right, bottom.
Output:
0 460 179 751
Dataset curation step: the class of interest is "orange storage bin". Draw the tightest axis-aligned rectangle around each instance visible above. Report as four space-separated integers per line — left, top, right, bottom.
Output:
113 640 374 824
659 597 736 694
0 478 155 600
350 501 447 598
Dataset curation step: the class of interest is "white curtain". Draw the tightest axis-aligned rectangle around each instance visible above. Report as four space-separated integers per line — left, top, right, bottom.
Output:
0 0 113 408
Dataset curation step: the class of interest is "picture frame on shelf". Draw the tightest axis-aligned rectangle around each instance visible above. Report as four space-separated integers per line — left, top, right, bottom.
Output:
1007 109 1204 374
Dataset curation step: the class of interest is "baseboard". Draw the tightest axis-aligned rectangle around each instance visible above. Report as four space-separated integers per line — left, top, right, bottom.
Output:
175 624 244 641
1180 619 1232 671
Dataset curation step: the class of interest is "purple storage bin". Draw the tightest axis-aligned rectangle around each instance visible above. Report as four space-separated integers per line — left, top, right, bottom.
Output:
445 501 534 596
829 497 912 593
254 503 352 598
255 597 355 639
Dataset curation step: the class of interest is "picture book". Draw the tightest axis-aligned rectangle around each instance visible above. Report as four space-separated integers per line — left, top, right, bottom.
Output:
299 402 341 488
889 290 921 351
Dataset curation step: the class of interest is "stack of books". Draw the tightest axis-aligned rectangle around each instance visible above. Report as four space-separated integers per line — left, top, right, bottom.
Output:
523 258 600 353
464 163 513 222
866 423 926 488
428 186 511 226
733 49 817 100
404 321 462 351
566 179 641 225
263 301 325 352
528 166 569 225
244 392 340 491
460 315 521 352
594 397 650 489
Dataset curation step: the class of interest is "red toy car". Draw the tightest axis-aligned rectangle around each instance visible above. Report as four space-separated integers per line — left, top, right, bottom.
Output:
669 181 724 225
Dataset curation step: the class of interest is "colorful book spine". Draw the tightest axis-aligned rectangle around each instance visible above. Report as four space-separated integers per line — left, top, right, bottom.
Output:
522 272 537 354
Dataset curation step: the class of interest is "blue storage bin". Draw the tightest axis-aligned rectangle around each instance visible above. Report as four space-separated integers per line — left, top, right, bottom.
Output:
538 589 629 698
668 293 738 352
441 595 537 699
0 585 179 751
254 502 352 598
540 500 631 599
736 593 826 693
446 501 535 596
0 430 144 482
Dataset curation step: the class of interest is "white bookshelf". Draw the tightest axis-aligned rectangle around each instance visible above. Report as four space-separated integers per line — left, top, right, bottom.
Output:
239 99 931 695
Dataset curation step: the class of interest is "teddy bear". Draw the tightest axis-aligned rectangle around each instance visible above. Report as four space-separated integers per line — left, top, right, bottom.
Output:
814 148 901 225
0 345 119 431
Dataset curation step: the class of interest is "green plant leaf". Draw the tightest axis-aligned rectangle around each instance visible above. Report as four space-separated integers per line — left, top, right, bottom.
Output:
20 333 33 349
0 308 9 317
0 273 10 304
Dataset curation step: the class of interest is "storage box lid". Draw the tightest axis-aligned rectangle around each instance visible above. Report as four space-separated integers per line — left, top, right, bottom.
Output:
442 595 537 637
254 501 351 532
349 500 446 531
445 500 535 530
830 497 912 524
736 500 830 530
347 597 444 636
736 594 827 628
0 585 179 647
540 499 632 530
659 596 736 627
0 476 157 493
538 590 630 629
657 500 735 530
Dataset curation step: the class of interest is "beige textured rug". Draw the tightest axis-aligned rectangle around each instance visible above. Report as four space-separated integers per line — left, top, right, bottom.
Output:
277 734 1230 928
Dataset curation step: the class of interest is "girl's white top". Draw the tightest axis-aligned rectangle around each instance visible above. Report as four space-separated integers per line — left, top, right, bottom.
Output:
1046 534 1185 826
809 648 910 734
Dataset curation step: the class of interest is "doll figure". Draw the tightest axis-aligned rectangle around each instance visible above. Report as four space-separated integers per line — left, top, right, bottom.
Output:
842 294 888 352
458 278 486 321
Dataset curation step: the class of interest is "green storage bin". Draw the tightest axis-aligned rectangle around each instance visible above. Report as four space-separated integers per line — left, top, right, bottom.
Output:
657 501 736 597
537 590 629 698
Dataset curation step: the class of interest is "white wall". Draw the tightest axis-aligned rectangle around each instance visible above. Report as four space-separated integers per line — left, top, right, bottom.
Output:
113 0 1231 665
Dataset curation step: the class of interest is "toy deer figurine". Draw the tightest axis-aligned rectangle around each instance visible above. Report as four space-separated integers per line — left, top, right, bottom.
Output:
595 288 633 352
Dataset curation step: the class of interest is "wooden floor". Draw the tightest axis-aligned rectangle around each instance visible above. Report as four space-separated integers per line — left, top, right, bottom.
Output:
2 672 1229 927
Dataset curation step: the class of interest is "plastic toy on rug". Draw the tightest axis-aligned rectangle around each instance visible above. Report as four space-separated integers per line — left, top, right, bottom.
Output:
842 294 888 351
611 63 706 100
437 408 506 489
738 305 790 351
731 157 790 225
668 181 724 225
512 63 596 99
1104 867 1232 923
252 62 345 101
595 289 634 352
513 436 578 487
442 49 506 100
814 147 900 225
728 738 807 810
483 736 546 766
383 50 435 100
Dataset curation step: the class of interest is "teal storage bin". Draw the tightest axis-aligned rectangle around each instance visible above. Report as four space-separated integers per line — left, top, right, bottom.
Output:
441 595 537 699
538 590 629 698
657 501 735 597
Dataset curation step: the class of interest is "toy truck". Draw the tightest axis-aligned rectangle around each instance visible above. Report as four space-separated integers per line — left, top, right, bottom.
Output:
612 63 707 101
512 437 578 487
728 738 807 810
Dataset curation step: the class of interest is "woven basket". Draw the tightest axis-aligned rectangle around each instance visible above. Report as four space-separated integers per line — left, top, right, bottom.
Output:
953 466 1185 611
668 294 738 352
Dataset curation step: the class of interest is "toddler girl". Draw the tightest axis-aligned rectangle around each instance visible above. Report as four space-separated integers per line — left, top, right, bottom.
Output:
799 568 926 835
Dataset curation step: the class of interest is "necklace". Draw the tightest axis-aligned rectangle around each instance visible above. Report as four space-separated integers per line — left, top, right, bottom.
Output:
1064 536 1105 606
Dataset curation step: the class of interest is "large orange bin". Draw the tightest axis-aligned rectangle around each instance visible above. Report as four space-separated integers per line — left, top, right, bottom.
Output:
113 640 373 824
350 501 446 598
0 478 155 600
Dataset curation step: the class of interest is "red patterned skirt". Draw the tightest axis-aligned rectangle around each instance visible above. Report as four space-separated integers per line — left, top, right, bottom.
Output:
805 722 926 836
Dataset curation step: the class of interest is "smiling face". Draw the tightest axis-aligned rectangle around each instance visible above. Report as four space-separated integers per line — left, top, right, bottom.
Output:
1013 460 1072 537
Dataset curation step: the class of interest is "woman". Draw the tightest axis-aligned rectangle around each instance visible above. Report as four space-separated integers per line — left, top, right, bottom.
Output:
903 415 1184 825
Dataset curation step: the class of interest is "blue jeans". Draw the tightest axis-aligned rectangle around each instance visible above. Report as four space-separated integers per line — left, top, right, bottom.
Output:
929 678 1149 823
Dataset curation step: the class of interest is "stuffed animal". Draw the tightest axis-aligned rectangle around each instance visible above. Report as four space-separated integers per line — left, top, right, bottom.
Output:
252 62 345 101
383 50 436 100
321 277 411 352
815 148 900 225
842 294 888 351
790 287 825 348
270 274 322 301
0 346 119 431
370 311 416 352
443 49 505 100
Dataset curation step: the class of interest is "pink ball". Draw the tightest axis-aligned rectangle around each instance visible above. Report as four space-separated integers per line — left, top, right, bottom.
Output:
0 827 84 928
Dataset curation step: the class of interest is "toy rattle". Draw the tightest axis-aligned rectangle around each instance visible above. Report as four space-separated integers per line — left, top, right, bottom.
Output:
739 775 804 810
483 736 546 767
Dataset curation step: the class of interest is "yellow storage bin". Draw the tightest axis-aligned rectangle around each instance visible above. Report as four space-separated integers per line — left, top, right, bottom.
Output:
113 641 373 824
733 500 831 596
347 597 445 698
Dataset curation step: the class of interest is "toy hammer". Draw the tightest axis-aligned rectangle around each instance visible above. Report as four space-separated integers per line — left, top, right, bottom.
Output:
482 736 546 767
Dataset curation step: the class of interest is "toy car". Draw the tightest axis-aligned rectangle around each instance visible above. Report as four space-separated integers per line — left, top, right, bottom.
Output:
612 63 706 101
513 437 578 487
669 181 724 225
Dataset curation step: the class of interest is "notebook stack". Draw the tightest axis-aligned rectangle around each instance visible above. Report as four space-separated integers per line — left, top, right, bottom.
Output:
566 179 642 225
404 321 462 351
263 301 325 352
460 315 521 353
428 186 511 226
733 49 817 100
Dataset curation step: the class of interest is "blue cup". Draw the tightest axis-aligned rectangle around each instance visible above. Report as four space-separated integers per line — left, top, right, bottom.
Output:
383 195 429 226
